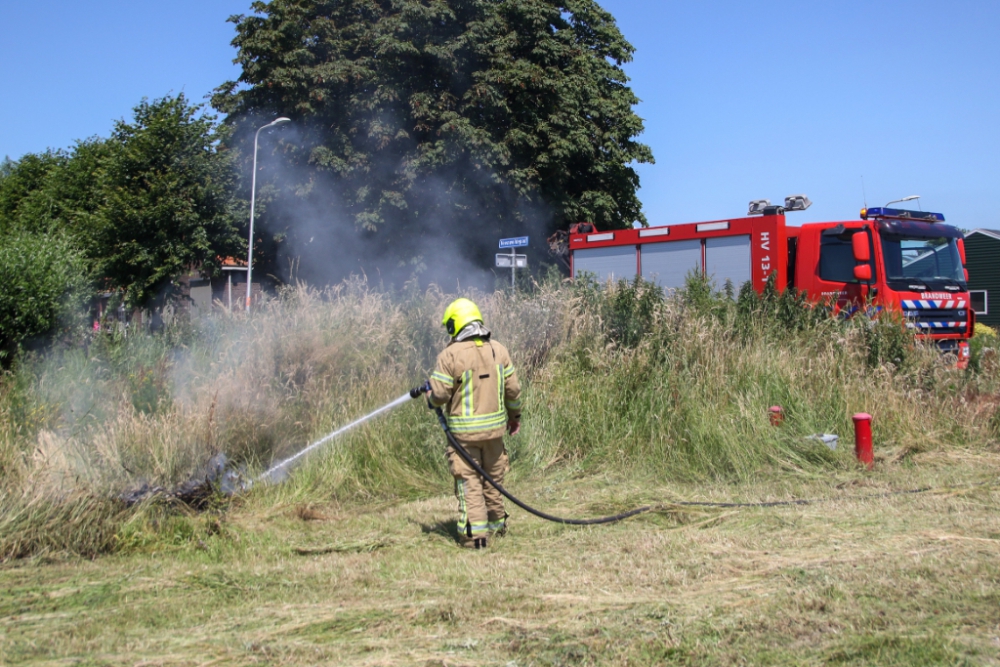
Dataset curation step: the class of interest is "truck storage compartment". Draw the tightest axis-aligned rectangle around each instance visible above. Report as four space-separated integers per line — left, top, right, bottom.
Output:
573 245 637 283
640 239 701 289
706 235 751 289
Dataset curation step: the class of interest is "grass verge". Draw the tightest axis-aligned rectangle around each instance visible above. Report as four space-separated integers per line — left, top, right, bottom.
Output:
2 452 999 665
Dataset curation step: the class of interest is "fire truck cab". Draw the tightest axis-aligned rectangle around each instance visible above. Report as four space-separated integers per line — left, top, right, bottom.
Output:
567 198 973 366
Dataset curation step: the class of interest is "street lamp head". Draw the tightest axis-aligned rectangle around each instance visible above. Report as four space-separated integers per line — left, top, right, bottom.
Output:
885 195 920 207
268 117 291 128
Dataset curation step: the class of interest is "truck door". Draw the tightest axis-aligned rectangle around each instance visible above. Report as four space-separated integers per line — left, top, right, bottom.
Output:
706 235 752 291
574 245 637 283
640 239 701 290
814 227 875 312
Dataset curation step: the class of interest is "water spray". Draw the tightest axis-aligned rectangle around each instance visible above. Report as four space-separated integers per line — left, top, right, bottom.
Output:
252 380 652 524
119 387 428 506
251 385 429 487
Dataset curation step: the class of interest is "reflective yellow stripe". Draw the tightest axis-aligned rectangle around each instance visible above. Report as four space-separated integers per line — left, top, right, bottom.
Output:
449 410 507 425
431 371 454 387
507 398 522 410
497 363 504 413
503 364 515 378
448 410 508 433
457 479 468 529
461 370 473 416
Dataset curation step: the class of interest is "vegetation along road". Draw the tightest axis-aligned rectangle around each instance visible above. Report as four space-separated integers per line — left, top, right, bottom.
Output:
3 280 1000 665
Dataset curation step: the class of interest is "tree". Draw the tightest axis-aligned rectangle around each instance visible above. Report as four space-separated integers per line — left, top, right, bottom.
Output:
1 98 243 310
97 94 244 307
0 151 69 235
0 95 245 361
0 140 111 246
213 0 653 284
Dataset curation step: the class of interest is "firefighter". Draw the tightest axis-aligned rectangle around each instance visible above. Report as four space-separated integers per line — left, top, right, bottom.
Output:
426 298 522 549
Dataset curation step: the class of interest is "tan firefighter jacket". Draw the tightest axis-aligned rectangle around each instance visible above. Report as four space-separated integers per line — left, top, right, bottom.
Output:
429 335 521 441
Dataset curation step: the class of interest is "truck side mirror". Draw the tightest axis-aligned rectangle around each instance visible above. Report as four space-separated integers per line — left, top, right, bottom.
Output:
957 238 967 265
854 265 872 282
851 232 870 262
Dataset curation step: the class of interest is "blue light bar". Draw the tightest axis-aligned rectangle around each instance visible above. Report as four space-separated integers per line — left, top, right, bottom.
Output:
860 207 945 222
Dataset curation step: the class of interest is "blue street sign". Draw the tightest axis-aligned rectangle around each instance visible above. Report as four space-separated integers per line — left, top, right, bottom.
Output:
499 236 529 249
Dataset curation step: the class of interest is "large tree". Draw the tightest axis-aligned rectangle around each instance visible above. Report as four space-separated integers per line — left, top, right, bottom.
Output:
213 0 653 284
97 94 245 307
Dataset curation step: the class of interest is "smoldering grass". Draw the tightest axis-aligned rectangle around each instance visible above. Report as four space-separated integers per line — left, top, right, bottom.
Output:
1 276 998 561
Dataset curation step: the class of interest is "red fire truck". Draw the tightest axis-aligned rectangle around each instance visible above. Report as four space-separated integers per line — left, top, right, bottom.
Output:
565 197 973 366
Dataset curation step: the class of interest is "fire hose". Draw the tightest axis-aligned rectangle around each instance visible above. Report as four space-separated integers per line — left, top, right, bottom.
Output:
410 383 654 525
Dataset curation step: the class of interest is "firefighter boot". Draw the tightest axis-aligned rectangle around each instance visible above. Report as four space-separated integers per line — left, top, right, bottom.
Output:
488 512 509 538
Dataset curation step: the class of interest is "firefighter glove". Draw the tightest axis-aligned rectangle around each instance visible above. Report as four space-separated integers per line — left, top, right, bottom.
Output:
409 381 432 399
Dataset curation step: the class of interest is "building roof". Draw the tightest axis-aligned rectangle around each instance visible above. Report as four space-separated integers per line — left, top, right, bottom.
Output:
965 229 1000 242
219 256 248 268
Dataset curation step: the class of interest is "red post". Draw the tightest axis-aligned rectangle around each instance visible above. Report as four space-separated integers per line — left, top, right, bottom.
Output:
853 413 873 469
768 406 784 426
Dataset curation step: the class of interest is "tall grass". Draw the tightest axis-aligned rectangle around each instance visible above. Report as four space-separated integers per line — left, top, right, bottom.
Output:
1 275 998 560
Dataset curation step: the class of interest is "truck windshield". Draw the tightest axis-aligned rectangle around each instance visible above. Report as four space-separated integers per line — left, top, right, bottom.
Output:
880 234 966 288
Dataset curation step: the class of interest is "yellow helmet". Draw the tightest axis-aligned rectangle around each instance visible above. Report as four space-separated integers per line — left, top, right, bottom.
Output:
442 298 483 337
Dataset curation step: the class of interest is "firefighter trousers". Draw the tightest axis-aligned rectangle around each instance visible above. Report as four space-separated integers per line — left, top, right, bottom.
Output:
447 436 508 547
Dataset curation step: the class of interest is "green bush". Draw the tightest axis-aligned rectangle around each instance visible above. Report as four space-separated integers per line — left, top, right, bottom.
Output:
733 275 828 342
0 231 91 362
574 275 664 349
969 323 998 374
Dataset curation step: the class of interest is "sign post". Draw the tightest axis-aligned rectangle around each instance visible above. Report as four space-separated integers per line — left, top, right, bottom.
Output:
498 236 529 288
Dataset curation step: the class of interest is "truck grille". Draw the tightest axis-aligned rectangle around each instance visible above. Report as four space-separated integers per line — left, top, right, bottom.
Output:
901 299 968 335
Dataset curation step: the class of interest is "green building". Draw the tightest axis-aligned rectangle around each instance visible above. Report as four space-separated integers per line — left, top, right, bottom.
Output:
965 229 1000 328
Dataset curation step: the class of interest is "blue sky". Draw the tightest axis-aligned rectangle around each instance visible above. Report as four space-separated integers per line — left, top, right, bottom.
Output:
2 1 998 229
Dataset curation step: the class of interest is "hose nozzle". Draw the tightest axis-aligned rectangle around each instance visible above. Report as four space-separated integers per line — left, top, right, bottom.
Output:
409 381 431 399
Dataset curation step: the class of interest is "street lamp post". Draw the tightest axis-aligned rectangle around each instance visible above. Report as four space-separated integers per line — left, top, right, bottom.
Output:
246 117 291 311
885 195 920 207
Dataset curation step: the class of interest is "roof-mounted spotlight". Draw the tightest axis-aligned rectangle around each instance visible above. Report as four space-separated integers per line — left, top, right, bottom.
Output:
784 194 812 212
747 199 771 216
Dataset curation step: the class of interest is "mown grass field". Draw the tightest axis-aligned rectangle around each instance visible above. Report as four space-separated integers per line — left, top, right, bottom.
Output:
2 278 999 665
3 458 1000 666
